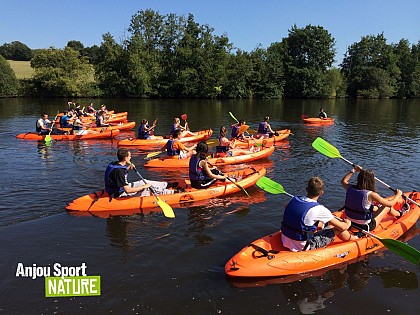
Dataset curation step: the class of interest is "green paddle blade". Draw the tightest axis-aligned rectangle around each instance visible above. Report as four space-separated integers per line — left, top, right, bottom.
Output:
45 134 51 143
229 111 239 123
379 237 420 265
156 196 175 218
256 177 285 194
312 137 342 159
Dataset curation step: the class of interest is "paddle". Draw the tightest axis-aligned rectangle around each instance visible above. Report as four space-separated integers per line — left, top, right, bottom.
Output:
208 162 251 198
145 138 219 159
229 111 257 134
130 163 175 218
311 137 419 207
256 176 420 264
45 111 59 143
181 113 189 130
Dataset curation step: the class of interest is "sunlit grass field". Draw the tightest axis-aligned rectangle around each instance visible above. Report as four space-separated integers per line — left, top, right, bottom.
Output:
7 60 34 79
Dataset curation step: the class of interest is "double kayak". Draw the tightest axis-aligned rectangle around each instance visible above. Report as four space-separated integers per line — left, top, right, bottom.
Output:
16 129 119 141
234 129 291 148
302 115 334 125
117 129 213 147
144 146 275 168
66 167 266 213
225 191 419 277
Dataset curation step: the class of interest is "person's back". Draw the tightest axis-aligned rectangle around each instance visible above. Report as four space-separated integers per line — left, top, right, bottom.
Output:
318 108 327 119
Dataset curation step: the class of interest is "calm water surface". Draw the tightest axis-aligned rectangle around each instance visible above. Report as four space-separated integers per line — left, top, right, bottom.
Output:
0 98 419 314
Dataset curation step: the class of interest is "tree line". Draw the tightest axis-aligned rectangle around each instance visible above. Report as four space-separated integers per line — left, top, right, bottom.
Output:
1 9 419 99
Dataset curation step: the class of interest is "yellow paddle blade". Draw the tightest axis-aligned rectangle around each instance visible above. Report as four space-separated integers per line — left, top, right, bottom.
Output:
206 139 219 147
156 196 175 218
146 151 164 159
238 124 249 134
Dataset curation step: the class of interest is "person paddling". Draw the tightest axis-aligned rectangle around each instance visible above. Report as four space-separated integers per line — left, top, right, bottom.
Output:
281 177 355 252
163 129 196 159
318 108 327 119
105 148 180 198
189 141 227 189
256 116 276 139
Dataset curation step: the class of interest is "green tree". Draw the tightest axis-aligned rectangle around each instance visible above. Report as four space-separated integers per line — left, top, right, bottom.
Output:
0 41 33 61
94 33 128 97
223 50 253 98
30 47 95 97
0 55 19 97
341 33 399 98
283 25 336 98
410 41 420 97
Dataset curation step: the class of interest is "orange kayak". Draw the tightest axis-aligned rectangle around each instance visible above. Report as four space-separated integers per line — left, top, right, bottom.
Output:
302 115 334 125
144 145 275 168
16 129 119 141
234 129 291 148
66 167 266 213
225 191 420 277
56 111 128 123
58 121 136 133
117 129 213 147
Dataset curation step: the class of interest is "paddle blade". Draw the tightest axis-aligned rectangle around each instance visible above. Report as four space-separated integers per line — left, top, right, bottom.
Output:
380 238 420 265
206 139 219 147
156 196 175 218
256 177 285 194
181 114 187 121
45 134 51 143
146 151 164 159
247 129 257 135
229 112 239 123
238 124 249 134
312 137 342 159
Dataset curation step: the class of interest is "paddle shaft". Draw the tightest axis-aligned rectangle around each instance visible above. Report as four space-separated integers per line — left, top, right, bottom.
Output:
207 161 251 198
339 153 419 206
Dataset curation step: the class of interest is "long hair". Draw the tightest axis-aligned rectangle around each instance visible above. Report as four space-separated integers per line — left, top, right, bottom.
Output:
356 169 376 192
195 141 208 160
219 126 227 138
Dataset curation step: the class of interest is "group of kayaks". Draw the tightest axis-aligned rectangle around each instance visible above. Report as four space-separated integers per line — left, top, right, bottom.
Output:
20 108 420 279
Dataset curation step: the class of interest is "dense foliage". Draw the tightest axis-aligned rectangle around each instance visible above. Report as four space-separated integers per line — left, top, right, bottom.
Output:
1 10 419 98
0 41 33 61
0 55 19 97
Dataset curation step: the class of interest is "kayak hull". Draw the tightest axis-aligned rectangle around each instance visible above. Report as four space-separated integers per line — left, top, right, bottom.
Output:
144 146 275 168
302 117 335 124
58 121 136 133
225 192 419 277
66 167 266 212
234 129 291 148
117 129 213 147
16 129 120 140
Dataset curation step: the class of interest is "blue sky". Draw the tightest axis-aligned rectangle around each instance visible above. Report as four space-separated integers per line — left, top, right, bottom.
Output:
1 0 419 65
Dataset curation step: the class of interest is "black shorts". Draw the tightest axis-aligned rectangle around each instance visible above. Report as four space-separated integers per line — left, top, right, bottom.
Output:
190 178 217 189
350 220 377 232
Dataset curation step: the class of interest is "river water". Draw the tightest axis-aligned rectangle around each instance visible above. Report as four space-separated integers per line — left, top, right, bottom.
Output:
0 98 419 314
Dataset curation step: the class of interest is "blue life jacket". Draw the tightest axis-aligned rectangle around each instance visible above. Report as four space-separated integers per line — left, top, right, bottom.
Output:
104 162 127 196
138 124 150 139
166 139 180 156
60 115 70 127
189 156 206 181
281 196 319 241
344 186 373 220
258 122 268 134
170 124 178 136
96 116 103 127
231 125 239 138
36 119 49 133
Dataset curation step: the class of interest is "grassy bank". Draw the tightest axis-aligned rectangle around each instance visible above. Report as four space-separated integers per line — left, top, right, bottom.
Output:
7 60 34 79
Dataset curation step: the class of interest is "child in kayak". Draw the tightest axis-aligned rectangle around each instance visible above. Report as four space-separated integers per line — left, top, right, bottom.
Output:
105 148 179 198
341 165 403 232
163 129 196 159
256 116 276 139
215 126 255 157
137 119 156 139
318 108 327 119
230 119 246 139
281 177 355 252
170 117 197 138
189 141 227 189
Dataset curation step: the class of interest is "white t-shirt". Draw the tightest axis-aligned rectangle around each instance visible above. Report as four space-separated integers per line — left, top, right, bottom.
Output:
281 196 334 252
